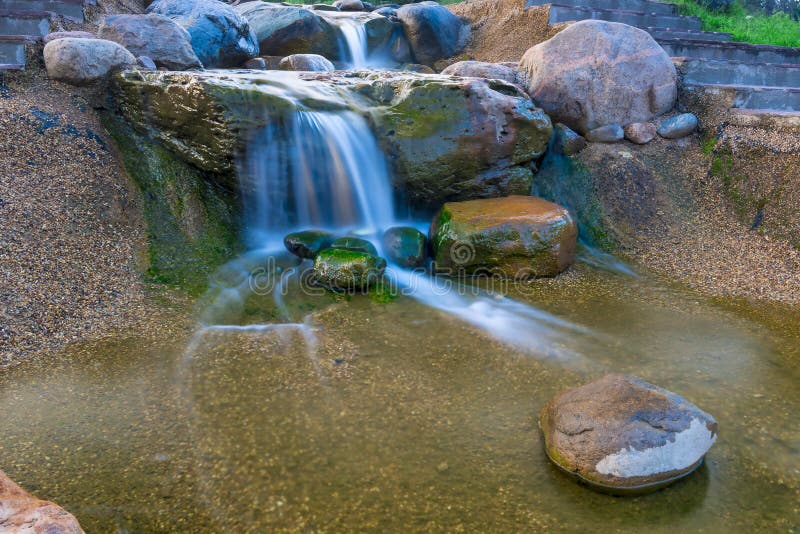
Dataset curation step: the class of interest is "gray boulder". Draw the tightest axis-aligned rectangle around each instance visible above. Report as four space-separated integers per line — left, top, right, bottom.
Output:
374 5 398 20
235 2 339 58
382 226 426 267
658 113 698 139
44 38 136 86
520 20 677 135
440 60 519 85
279 53 335 71
99 14 202 70
624 122 657 144
541 374 718 494
396 1 469 67
147 0 258 68
334 0 365 11
586 124 624 143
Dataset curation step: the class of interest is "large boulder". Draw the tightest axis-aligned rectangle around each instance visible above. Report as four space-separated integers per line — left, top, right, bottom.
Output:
279 53 335 71
99 14 202 70
520 20 677 135
110 70 552 207
540 375 718 494
429 195 577 278
44 38 136 86
440 60 520 85
396 1 469 66
147 0 258 68
0 470 84 533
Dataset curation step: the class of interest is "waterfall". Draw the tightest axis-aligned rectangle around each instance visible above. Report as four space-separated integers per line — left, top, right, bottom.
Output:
336 20 369 69
239 109 394 249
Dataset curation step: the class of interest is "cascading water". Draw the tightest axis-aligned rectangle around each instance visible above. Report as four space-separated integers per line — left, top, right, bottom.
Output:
336 20 369 69
239 109 394 249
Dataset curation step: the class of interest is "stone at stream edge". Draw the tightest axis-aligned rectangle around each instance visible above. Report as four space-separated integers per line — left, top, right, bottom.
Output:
279 53 335 72
658 113 699 140
284 230 336 259
312 248 387 291
382 226 427 267
552 123 587 155
624 122 657 144
430 195 577 278
540 374 718 494
330 236 379 256
586 124 624 144
0 469 84 533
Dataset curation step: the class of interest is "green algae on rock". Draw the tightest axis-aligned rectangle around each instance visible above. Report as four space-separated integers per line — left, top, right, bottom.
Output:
430 195 577 278
330 236 379 257
101 112 240 295
110 69 552 209
312 248 387 291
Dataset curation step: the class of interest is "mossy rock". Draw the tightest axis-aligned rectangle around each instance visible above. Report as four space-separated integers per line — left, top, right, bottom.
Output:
284 230 336 259
381 226 426 267
430 195 577 279
330 236 378 256
312 248 386 291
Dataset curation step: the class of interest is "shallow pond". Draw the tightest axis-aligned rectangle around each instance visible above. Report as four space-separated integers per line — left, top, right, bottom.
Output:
1 262 798 532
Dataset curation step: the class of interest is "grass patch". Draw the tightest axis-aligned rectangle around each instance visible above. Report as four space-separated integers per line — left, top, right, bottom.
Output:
670 0 800 47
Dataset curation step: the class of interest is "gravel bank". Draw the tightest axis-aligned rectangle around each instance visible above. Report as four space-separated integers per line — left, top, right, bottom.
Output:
0 72 148 366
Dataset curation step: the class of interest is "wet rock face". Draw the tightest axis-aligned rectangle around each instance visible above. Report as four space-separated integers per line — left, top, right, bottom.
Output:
429 195 577 278
111 70 551 208
312 249 387 290
382 226 427 267
235 2 401 62
0 470 84 533
396 1 470 66
330 236 379 256
520 20 677 135
44 38 136 87
99 14 202 71
540 374 718 494
147 0 259 68
284 230 336 259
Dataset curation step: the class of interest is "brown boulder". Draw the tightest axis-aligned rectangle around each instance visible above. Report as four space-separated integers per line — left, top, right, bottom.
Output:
540 374 718 494
430 195 576 278
0 470 84 533
520 20 677 135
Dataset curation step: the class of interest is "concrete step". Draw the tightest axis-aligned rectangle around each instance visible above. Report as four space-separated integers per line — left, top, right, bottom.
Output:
0 0 85 21
0 34 35 69
680 58 800 87
0 9 51 36
660 39 800 64
527 0 676 15
547 4 702 30
685 82 800 111
645 27 732 42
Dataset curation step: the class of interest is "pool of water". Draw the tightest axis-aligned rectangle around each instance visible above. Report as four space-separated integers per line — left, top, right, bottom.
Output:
1 264 798 532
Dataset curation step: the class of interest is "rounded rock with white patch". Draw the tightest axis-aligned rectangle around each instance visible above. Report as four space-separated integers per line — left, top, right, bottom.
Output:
540 374 718 494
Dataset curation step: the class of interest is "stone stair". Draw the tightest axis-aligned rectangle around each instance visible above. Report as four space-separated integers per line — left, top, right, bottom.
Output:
526 0 800 113
0 0 87 71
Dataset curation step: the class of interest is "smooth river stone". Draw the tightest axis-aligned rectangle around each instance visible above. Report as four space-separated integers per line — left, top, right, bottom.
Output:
0 470 84 533
540 374 718 495
658 113 699 139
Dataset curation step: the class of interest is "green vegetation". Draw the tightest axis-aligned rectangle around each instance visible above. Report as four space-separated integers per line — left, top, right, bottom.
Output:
671 0 800 47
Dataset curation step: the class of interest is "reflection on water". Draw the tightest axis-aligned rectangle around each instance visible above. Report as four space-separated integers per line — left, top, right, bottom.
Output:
0 266 798 532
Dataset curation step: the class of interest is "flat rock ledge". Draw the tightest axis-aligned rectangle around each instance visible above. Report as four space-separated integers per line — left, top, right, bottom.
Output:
540 374 718 495
0 470 84 533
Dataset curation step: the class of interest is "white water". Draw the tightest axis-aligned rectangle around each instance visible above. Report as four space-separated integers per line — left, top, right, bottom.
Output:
336 19 369 69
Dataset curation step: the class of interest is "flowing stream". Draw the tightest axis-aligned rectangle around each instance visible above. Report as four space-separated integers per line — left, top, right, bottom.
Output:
0 71 798 533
